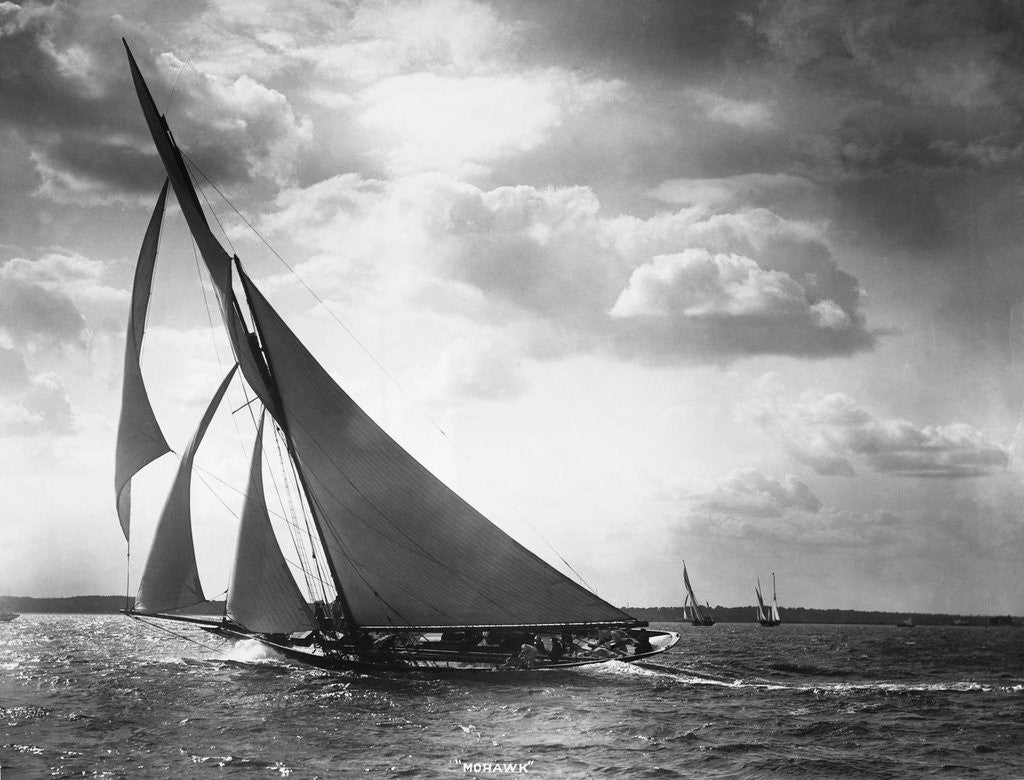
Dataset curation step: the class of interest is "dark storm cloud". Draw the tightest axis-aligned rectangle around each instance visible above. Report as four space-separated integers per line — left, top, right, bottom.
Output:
0 1 306 203
489 0 765 79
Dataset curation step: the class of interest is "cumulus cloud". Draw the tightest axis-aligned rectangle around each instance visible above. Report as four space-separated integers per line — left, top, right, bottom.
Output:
0 1 313 204
650 174 829 219
745 391 1009 478
611 249 851 328
0 258 87 349
154 52 313 187
688 88 775 130
758 0 1024 176
669 467 901 546
687 468 823 516
0 346 74 436
414 335 529 402
257 172 874 363
359 70 623 175
0 251 127 350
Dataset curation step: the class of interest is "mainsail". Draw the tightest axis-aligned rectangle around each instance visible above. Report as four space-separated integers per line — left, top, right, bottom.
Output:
755 579 767 621
755 574 781 626
242 274 634 629
682 562 713 626
122 40 640 635
135 366 237 613
114 179 171 540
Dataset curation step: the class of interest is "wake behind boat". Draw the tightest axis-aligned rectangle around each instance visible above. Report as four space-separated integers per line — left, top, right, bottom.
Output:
114 41 678 674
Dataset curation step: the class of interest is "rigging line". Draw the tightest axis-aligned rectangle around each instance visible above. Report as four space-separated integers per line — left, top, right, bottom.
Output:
298 476 468 629
184 156 238 256
193 468 243 523
265 404 573 617
268 421 326 604
190 460 322 548
182 154 595 590
275 425 331 605
190 232 253 474
166 53 194 108
128 613 228 654
191 239 225 367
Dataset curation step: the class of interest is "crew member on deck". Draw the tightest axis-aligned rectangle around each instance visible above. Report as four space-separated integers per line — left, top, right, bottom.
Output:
634 628 653 655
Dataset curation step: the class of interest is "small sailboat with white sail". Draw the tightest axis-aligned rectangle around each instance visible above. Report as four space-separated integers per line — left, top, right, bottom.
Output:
114 40 679 674
755 573 782 627
681 562 714 626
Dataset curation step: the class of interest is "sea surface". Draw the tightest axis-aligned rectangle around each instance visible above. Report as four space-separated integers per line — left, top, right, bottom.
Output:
1 616 1022 778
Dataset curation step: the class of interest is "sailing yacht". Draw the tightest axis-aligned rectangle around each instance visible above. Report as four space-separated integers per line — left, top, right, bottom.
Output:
114 41 679 673
681 562 714 626
754 573 782 627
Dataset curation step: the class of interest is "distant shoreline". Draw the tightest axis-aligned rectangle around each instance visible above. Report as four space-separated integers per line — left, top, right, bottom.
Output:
2 596 1020 626
628 606 1020 627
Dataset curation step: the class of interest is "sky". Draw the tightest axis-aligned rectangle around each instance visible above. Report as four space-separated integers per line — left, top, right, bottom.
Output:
2 0 1024 616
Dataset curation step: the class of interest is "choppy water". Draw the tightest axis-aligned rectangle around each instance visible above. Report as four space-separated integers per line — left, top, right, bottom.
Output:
1 616 1022 778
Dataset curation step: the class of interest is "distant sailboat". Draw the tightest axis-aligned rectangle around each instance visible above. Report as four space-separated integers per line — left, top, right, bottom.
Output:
114 40 680 674
897 616 914 628
681 562 714 626
755 573 782 627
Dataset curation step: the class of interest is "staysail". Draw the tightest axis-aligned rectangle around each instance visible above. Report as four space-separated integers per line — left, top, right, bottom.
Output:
124 40 640 633
114 179 171 540
227 412 316 633
135 365 238 613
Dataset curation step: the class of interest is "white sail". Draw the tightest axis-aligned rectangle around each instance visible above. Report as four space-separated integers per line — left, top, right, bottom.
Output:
755 580 767 622
770 573 782 623
227 413 316 633
682 562 710 622
114 180 171 540
135 366 237 613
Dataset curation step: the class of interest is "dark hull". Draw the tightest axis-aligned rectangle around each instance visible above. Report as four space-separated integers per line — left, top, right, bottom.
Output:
758 620 781 627
213 627 681 675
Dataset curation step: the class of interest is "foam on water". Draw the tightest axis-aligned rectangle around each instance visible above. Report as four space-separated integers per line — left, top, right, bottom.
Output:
2 616 1023 778
216 638 289 665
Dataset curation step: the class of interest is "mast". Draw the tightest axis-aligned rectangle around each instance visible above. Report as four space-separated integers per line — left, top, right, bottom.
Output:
122 40 361 643
233 260 363 648
123 38 641 634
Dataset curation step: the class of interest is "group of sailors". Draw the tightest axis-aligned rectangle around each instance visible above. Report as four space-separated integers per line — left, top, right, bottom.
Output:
441 627 655 669
306 602 655 666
